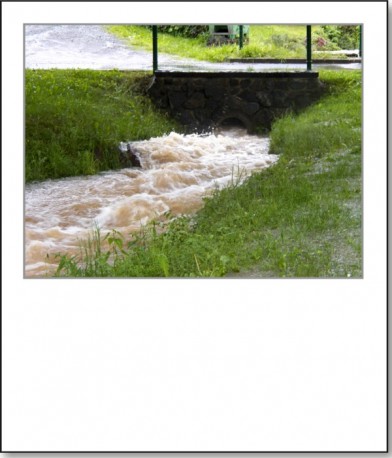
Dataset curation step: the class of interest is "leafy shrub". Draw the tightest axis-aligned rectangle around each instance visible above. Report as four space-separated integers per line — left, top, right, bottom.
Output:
321 25 360 49
145 25 209 38
270 33 303 51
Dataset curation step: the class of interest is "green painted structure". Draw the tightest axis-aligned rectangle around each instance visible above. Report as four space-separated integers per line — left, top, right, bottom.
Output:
208 25 250 43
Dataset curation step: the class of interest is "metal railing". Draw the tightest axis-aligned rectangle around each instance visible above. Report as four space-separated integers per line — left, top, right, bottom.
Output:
152 25 158 73
150 25 360 74
306 25 312 71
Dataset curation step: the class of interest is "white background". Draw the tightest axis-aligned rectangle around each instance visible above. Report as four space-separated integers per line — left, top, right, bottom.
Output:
2 1 387 452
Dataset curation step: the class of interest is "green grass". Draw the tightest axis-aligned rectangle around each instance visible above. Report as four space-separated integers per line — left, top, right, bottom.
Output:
54 69 362 278
107 25 346 63
25 69 179 182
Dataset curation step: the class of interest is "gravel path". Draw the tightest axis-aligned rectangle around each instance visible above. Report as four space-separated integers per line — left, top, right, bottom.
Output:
25 24 200 70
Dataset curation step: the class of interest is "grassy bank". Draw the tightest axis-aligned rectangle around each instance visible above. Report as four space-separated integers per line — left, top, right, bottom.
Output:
25 69 179 182
55 69 362 278
107 25 348 63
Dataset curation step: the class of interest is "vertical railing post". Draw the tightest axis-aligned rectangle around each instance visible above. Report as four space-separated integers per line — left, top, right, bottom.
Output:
239 25 244 50
359 24 362 58
306 25 312 72
152 25 158 73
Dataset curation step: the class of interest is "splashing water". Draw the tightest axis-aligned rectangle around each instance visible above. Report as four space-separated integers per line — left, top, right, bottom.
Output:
25 129 279 277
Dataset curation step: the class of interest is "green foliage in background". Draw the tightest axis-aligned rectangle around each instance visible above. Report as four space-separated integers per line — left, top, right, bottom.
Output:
321 25 360 50
145 25 209 38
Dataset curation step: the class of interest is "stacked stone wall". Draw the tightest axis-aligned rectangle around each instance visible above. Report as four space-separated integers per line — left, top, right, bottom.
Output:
148 71 325 133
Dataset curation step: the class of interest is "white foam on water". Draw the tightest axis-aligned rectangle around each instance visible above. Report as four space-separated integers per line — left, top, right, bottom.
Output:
25 129 279 276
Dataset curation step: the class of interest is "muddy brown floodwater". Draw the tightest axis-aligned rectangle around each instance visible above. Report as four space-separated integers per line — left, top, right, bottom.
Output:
25 129 279 277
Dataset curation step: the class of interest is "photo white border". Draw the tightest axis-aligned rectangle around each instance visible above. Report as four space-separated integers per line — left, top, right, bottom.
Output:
2 1 387 452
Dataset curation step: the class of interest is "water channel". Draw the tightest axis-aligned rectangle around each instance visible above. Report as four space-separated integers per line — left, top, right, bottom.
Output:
24 25 358 277
25 129 279 277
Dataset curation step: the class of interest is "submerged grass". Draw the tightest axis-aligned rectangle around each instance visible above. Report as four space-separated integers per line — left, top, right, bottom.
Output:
25 69 179 182
54 69 362 278
107 25 347 62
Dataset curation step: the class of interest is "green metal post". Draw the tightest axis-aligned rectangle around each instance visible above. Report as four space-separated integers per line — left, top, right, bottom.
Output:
359 25 362 57
239 25 244 49
306 25 312 71
152 25 158 73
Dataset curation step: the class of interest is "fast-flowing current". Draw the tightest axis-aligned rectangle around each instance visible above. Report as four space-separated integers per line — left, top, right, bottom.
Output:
25 129 279 277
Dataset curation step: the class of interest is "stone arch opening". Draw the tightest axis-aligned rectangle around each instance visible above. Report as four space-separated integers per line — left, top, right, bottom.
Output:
219 117 246 129
216 111 253 133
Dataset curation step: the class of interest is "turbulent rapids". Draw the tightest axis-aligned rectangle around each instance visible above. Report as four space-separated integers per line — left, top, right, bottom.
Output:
25 129 279 277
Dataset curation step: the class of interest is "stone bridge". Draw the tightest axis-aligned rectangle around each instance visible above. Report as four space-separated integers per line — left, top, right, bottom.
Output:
148 71 325 133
